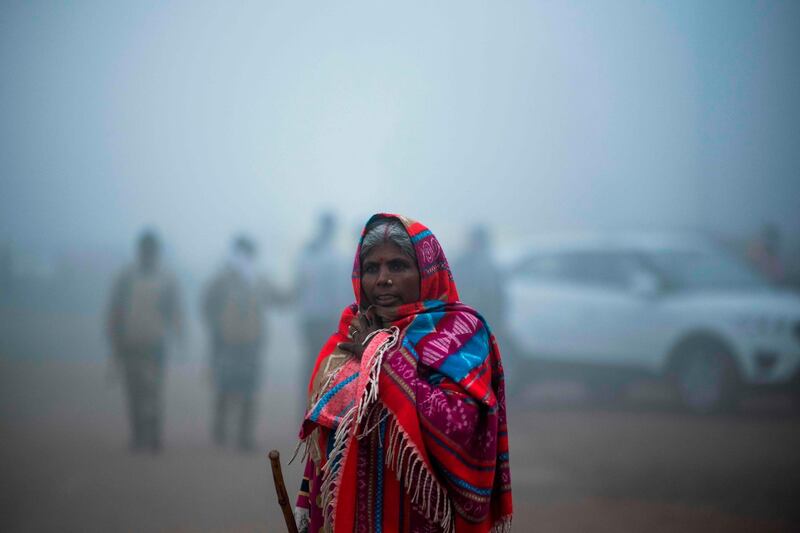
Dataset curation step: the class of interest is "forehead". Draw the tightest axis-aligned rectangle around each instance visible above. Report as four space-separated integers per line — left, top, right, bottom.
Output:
362 242 406 262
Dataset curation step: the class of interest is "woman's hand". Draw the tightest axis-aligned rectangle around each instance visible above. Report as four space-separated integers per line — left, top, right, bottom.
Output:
338 306 383 359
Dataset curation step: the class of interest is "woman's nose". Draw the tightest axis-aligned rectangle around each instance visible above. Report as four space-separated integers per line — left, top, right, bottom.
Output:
376 267 390 285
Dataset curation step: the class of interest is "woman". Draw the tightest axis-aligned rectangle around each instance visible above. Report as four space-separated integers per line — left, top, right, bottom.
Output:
294 214 512 532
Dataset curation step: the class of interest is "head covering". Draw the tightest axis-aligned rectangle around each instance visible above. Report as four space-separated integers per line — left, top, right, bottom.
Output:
298 213 512 533
352 213 459 308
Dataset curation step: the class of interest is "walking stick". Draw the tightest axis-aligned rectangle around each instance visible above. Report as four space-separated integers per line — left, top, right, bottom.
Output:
269 450 299 533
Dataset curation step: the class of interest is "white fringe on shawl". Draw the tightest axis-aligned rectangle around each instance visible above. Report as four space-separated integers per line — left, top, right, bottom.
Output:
319 327 400 528
492 517 513 532
382 407 454 532
313 326 456 532
297 325 511 532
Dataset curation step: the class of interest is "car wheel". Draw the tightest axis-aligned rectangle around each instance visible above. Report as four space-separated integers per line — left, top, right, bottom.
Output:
674 341 740 414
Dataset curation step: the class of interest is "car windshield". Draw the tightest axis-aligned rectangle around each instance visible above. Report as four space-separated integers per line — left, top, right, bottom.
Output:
645 249 770 290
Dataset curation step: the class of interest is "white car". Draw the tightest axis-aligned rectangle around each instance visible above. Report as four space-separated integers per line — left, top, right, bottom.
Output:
501 233 800 413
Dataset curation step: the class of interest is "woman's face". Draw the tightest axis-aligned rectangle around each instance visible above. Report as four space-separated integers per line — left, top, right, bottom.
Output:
361 242 420 309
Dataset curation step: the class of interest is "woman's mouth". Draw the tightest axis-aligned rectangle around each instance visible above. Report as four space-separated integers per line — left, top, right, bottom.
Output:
374 294 399 305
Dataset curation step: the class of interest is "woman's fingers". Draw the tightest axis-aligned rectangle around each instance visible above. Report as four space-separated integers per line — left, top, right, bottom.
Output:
365 306 381 328
350 306 387 351
363 308 375 329
350 313 369 341
338 341 365 359
348 318 360 335
338 342 358 355
357 307 377 332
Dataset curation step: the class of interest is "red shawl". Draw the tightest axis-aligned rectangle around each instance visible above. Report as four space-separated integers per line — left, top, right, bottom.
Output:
296 214 512 532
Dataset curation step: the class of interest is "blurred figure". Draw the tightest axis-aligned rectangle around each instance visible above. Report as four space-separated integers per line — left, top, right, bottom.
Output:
295 212 350 413
747 223 785 284
0 243 11 296
788 239 800 292
202 235 281 451
453 225 507 336
106 229 183 453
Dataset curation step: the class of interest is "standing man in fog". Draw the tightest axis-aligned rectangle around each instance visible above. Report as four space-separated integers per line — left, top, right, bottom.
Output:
106 229 183 453
202 235 282 451
747 223 786 285
295 212 350 414
453 225 507 336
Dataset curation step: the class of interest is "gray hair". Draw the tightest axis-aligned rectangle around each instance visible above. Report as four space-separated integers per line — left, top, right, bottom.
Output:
360 218 416 263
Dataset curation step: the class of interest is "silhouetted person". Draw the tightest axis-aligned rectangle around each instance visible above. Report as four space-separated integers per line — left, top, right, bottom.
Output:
106 230 183 453
296 212 350 414
747 223 785 284
202 235 281 451
0 244 11 295
453 225 507 334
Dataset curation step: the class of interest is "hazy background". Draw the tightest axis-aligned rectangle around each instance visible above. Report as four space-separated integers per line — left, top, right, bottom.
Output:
1 1 799 532
2 0 799 266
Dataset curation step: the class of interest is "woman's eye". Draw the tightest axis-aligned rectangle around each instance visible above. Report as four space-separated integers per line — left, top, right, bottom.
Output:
390 262 406 272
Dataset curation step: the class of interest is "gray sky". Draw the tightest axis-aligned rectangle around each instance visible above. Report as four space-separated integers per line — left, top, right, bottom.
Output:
1 0 798 269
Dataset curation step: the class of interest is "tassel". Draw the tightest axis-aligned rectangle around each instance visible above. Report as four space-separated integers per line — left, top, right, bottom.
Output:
491 517 513 533
355 327 399 426
384 417 453 532
316 327 398 528
288 438 306 465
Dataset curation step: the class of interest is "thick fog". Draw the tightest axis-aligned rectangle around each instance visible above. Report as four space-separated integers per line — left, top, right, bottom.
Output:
2 2 800 532
3 1 798 268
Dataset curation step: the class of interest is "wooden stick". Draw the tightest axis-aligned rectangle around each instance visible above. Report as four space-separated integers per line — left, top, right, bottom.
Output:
269 450 299 533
